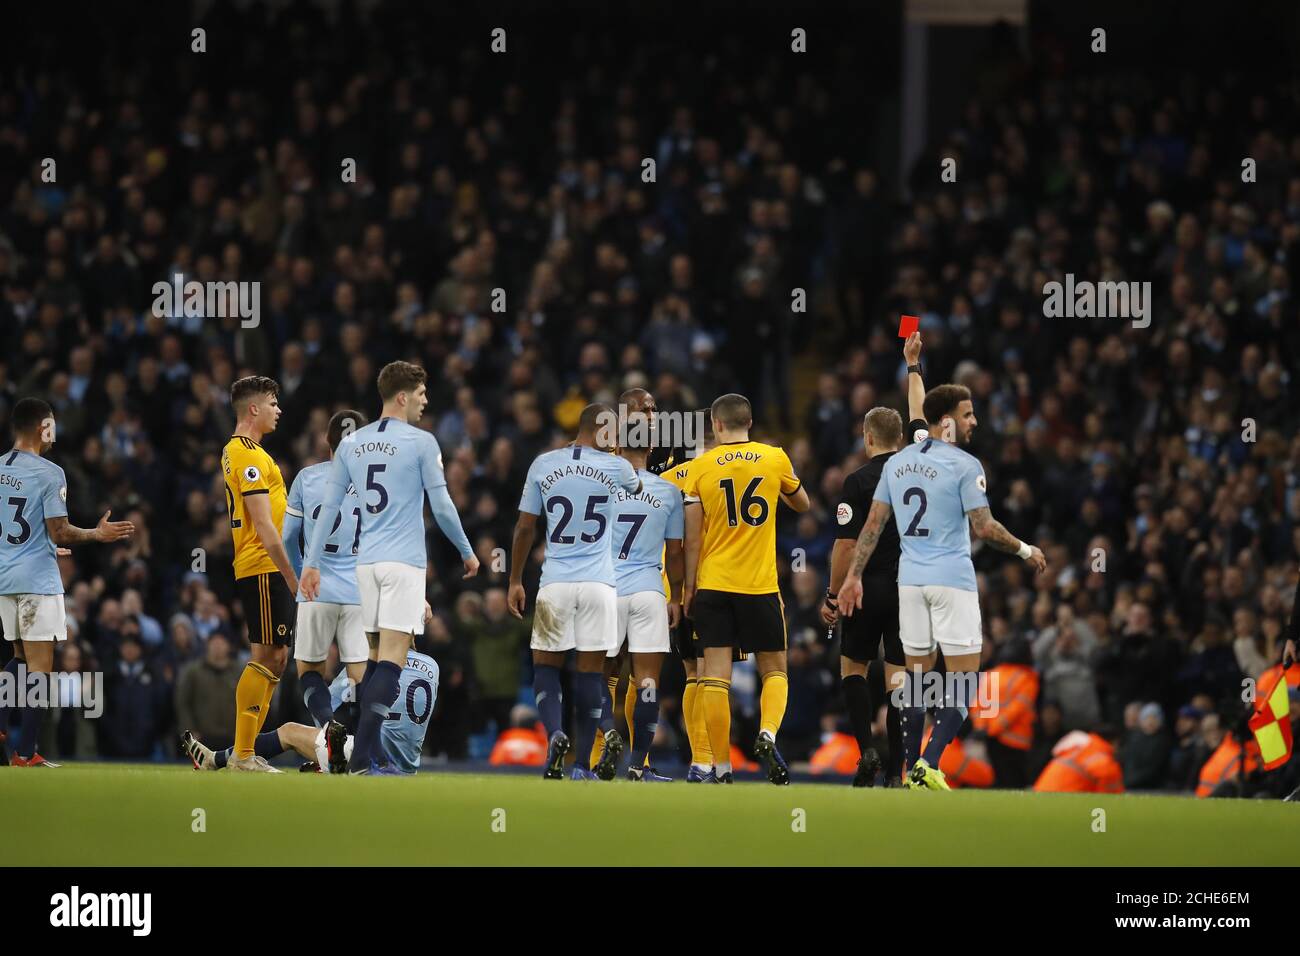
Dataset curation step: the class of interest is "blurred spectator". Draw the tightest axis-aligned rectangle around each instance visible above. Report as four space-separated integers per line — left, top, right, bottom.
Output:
174 633 240 752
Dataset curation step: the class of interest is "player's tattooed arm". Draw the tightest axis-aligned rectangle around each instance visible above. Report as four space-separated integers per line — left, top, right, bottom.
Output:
836 500 892 616
507 512 538 619
46 511 134 545
847 500 892 579
968 507 1047 571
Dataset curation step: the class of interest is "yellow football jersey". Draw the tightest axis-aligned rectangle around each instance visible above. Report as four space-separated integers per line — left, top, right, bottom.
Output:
221 435 287 580
682 440 801 594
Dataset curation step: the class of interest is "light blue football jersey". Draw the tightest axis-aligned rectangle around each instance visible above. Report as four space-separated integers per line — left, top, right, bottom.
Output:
328 650 439 775
305 417 471 571
518 445 642 588
872 437 988 591
285 462 361 606
0 449 68 596
611 468 683 596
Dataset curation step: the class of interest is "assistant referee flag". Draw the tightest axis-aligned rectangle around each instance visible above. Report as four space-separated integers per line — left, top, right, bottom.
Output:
1249 666 1293 770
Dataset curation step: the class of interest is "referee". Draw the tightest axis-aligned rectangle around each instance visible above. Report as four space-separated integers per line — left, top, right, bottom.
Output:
823 405 909 787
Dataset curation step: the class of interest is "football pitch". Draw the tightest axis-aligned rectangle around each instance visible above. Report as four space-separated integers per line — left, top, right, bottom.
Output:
4 764 1296 866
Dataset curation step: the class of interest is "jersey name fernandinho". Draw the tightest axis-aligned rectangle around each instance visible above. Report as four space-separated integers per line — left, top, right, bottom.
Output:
872 437 988 591
682 440 801 594
222 436 287 580
612 468 683 597
0 449 67 595
519 445 642 588
288 462 361 605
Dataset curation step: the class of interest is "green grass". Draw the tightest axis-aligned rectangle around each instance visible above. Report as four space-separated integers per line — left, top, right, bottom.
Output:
4 764 1297 865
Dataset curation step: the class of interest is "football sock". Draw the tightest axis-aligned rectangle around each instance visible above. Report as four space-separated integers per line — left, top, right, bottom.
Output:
900 670 926 772
590 676 617 769
255 730 285 760
886 698 904 781
0 656 21 738
17 683 46 760
533 664 563 739
349 660 400 772
922 673 971 767
254 670 280 735
624 675 638 741
684 678 713 766
572 671 604 772
630 683 658 768
841 673 873 753
356 658 377 699
234 661 276 759
215 748 230 770
700 677 731 773
759 671 788 739
682 678 700 763
301 670 333 727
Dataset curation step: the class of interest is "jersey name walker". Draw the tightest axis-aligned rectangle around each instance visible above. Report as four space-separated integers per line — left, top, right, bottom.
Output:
872 438 988 591
287 462 360 605
222 436 287 579
310 418 451 570
612 468 683 597
0 449 67 595
519 445 641 588
683 440 801 594
330 649 438 774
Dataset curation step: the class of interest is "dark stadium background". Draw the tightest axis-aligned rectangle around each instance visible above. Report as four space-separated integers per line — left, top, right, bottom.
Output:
2 0 1299 793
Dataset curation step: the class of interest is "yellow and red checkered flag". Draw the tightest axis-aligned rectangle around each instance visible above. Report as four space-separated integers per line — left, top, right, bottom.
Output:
1249 666 1294 771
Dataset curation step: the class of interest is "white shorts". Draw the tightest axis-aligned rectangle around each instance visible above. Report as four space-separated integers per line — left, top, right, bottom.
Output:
294 602 368 663
357 562 426 635
531 581 617 653
607 590 671 657
0 594 67 643
898 585 983 657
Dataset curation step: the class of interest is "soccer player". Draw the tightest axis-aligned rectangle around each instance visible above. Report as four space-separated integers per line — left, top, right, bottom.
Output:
507 403 643 780
662 411 719 781
837 350 1047 789
283 409 370 728
0 398 134 766
183 645 439 775
683 393 809 785
300 361 478 774
221 376 300 772
606 404 684 781
822 404 907 787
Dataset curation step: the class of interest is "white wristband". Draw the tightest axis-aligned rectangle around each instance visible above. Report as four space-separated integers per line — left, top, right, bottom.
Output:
1017 541 1032 560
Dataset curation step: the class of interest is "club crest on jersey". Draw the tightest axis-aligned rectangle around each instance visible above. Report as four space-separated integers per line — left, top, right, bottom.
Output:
836 503 852 525
59 485 67 502
976 474 986 492
243 465 261 483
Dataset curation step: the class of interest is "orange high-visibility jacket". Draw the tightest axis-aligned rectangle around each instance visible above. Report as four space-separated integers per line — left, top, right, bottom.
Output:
1033 731 1124 793
919 728 993 788
973 664 1039 750
810 732 861 775
489 725 548 766
1195 732 1262 798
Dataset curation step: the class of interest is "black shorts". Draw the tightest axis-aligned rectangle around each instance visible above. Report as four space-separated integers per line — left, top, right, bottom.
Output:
840 574 903 665
692 590 786 655
236 572 295 647
673 619 745 662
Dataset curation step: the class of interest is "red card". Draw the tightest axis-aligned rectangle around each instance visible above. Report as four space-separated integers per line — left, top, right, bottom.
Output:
898 314 919 338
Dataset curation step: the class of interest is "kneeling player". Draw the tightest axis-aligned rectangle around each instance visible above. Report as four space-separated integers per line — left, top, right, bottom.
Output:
183 648 439 775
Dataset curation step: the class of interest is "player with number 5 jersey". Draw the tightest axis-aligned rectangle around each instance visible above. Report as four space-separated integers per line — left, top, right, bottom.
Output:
301 361 478 774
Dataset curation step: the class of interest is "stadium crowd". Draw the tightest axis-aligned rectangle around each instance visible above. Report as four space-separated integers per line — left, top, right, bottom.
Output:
1 3 1298 792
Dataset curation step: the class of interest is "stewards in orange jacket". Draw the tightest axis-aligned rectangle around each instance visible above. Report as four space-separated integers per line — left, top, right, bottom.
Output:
810 732 861 775
489 722 548 767
1033 730 1124 793
973 651 1039 788
1195 731 1262 798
